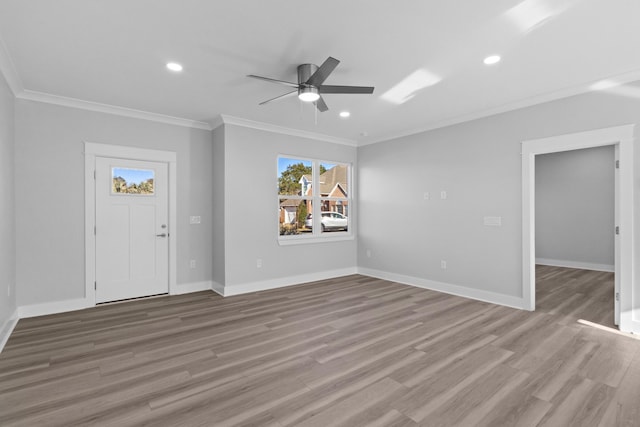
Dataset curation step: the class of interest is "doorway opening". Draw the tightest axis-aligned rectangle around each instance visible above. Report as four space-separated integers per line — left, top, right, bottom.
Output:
521 124 634 332
535 146 615 326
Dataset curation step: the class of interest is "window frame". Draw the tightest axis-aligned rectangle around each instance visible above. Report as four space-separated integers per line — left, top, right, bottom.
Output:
277 155 353 245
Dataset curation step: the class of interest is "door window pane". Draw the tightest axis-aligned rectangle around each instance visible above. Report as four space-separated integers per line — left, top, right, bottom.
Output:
112 167 155 195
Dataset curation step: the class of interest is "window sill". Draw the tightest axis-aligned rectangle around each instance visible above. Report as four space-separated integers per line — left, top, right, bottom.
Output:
278 233 355 246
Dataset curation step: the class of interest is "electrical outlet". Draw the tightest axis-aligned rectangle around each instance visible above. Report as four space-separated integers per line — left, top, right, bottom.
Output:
189 260 196 269
440 191 447 200
189 216 201 224
423 192 430 200
257 258 262 268
440 260 447 269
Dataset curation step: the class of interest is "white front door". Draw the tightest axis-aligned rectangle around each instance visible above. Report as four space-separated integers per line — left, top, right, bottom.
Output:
95 157 169 303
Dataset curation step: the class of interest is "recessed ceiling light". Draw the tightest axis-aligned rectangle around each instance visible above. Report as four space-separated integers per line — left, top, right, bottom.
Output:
483 55 501 65
339 111 350 118
166 62 183 72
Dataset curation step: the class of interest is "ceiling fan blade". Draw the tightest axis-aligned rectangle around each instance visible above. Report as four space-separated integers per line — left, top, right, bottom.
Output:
319 85 375 94
259 90 298 105
315 96 329 112
306 57 340 86
247 74 299 88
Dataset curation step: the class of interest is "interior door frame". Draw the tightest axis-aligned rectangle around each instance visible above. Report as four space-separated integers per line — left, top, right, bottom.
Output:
85 142 177 305
521 124 635 332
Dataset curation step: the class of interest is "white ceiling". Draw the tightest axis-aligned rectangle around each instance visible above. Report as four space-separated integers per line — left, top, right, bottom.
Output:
1 0 639 144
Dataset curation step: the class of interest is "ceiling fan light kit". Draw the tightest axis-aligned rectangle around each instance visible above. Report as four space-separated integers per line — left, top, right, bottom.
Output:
298 86 320 102
248 57 374 112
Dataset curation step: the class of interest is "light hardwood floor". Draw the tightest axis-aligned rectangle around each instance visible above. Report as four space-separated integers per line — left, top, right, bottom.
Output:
1 266 638 426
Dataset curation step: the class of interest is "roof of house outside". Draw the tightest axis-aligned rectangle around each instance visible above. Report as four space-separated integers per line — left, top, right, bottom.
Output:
299 165 348 197
279 199 300 207
319 165 348 196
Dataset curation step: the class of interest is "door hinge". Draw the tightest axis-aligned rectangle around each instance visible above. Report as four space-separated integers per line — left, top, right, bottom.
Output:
94 225 96 235
94 170 96 179
616 292 620 301
94 281 97 290
616 160 620 169
615 226 620 235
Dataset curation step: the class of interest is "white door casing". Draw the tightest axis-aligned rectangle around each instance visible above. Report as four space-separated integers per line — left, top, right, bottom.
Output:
95 157 168 303
522 124 635 333
85 142 177 306
614 144 620 325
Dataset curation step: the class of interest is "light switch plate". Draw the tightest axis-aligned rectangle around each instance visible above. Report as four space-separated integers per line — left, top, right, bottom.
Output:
484 216 502 226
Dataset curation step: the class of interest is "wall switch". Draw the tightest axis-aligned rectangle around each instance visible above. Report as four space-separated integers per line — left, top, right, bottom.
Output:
484 216 502 226
440 191 447 200
190 216 201 224
257 258 262 268
423 192 430 200
440 260 447 269
189 259 196 269
366 249 372 258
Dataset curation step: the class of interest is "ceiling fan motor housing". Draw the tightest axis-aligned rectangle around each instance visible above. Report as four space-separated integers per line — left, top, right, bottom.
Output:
297 64 320 101
297 64 319 85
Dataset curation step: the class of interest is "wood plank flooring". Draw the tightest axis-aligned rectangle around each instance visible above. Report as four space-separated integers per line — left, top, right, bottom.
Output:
1 266 638 426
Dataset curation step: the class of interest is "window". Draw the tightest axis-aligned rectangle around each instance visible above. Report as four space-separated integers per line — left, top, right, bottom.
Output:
112 167 155 195
278 156 351 240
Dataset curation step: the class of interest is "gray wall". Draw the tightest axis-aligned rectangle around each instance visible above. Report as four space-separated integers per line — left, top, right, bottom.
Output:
14 100 213 307
536 146 614 268
358 84 640 300
212 125 225 288
0 71 16 327
220 124 357 288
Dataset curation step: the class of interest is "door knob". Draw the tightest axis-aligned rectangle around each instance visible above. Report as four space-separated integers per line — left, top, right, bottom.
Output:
156 233 167 237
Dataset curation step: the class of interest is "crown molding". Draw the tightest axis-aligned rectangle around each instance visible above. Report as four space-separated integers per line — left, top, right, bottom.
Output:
361 68 640 146
17 90 213 130
210 115 225 130
0 35 24 96
219 114 358 147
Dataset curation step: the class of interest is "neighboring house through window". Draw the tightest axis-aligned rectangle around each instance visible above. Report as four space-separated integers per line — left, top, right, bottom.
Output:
278 156 351 239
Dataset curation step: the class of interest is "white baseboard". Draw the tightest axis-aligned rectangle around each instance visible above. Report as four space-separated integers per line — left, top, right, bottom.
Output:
535 258 614 273
211 281 225 296
18 298 92 319
221 267 358 297
0 308 19 353
357 267 527 310
172 281 213 295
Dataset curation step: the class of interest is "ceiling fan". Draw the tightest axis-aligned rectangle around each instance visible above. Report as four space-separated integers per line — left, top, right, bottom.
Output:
247 57 374 112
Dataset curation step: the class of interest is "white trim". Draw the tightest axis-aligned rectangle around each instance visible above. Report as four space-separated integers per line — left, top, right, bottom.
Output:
361 69 640 146
0 309 19 353
221 268 358 297
358 267 526 310
210 115 225 130
535 258 614 273
278 234 355 246
211 281 225 296
18 298 91 319
0 34 23 95
173 281 214 295
522 124 637 333
84 142 178 306
220 114 357 146
18 90 212 130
